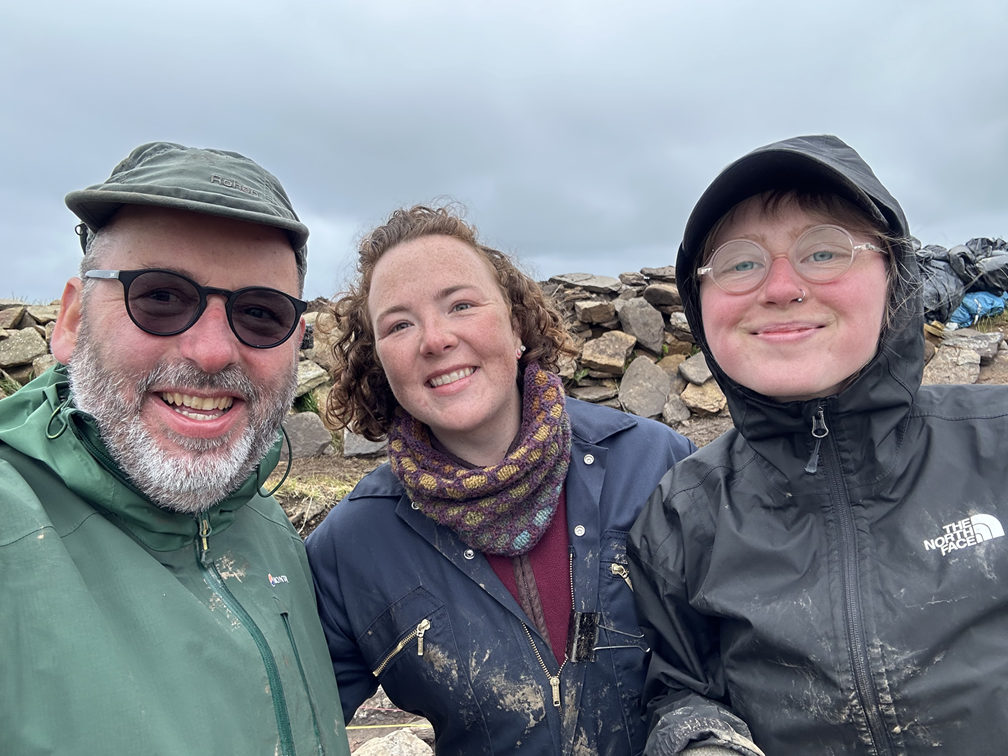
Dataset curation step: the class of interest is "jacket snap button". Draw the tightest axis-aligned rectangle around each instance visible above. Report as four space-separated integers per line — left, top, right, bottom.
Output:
463 549 475 559
411 501 420 510
574 525 586 537
583 454 595 465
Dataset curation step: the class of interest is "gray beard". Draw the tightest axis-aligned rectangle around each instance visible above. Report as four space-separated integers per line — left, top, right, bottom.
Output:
67 315 296 514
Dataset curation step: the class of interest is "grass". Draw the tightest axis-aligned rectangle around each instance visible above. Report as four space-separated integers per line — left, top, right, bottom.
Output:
293 390 320 414
975 311 1008 333
0 372 22 397
267 469 359 535
272 472 357 507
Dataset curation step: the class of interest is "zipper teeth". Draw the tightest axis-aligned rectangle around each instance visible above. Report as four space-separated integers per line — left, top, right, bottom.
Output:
569 551 575 605
523 624 564 677
819 407 896 755
373 619 429 676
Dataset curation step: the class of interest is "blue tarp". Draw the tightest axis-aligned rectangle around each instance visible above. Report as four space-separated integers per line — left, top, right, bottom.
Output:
948 291 1008 328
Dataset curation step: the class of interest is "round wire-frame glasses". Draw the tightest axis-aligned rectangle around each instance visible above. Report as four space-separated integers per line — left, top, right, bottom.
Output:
697 224 881 294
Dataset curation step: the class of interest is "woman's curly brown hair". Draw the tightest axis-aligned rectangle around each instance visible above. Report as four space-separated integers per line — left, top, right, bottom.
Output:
323 204 574 441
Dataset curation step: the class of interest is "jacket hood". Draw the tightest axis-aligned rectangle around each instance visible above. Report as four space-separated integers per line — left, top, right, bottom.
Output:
0 365 283 551
674 134 924 452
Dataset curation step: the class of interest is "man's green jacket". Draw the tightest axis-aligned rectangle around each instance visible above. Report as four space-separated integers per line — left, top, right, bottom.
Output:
0 366 350 756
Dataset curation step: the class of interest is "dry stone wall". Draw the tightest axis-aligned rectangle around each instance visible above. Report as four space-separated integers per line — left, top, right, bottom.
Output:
0 300 59 398
544 268 730 433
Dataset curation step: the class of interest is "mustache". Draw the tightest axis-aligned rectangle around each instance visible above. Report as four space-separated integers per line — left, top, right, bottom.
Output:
136 362 260 403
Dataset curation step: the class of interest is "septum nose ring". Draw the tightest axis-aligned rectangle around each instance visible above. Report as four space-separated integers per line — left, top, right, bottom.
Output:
796 289 806 303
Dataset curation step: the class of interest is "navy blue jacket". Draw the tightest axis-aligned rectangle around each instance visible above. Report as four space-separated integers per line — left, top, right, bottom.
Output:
306 399 695 756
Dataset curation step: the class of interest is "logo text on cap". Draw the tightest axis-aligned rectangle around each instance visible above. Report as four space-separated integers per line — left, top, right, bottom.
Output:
210 174 260 197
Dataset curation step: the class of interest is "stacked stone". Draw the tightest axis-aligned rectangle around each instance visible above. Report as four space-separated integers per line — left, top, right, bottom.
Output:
543 268 728 430
0 300 60 399
296 309 335 400
921 326 1008 386
282 307 344 458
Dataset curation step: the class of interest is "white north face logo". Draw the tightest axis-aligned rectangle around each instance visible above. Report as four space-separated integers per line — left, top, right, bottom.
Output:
923 514 1005 556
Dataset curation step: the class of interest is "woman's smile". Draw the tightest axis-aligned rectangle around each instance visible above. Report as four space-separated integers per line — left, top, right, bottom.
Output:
751 321 824 340
427 366 476 388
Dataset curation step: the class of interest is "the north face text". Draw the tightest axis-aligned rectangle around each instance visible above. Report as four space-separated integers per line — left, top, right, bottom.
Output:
924 514 1005 556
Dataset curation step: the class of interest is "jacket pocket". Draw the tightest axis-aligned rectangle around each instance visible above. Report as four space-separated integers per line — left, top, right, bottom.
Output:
599 532 648 652
598 558 648 652
357 586 444 678
373 616 433 675
277 599 325 755
599 532 650 753
355 587 474 729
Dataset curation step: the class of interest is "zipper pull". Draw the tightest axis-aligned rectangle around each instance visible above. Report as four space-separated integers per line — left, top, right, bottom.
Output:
416 618 431 656
549 675 561 708
198 517 212 562
610 563 633 591
805 408 829 475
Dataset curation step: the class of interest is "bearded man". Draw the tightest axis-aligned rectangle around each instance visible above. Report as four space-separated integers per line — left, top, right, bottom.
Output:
0 143 351 756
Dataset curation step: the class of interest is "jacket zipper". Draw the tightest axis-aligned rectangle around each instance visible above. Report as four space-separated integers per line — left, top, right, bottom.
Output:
372 618 432 676
804 407 829 474
813 408 897 755
521 552 575 709
610 562 633 591
195 519 297 756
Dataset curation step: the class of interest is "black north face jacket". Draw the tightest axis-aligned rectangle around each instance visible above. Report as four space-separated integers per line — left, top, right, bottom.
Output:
628 136 1008 755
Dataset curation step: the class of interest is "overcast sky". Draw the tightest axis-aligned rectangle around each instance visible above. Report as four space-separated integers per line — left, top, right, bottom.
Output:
3 0 1006 302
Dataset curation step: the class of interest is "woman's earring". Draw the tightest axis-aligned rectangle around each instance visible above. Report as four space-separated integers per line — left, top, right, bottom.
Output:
796 290 806 303
516 344 526 360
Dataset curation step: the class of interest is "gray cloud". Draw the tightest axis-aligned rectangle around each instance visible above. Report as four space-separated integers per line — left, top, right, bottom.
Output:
3 0 1006 302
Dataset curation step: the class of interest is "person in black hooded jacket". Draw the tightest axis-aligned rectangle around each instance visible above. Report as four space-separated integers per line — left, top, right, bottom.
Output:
627 134 1008 756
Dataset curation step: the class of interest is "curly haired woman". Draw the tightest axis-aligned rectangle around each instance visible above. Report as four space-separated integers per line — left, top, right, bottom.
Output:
306 204 695 755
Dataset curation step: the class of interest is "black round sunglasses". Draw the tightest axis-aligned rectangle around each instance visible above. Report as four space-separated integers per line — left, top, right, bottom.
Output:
84 269 307 348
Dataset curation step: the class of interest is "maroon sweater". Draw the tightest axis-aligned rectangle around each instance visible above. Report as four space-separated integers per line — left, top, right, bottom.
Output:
486 487 572 666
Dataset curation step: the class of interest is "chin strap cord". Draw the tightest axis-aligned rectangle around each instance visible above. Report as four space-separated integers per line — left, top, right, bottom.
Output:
260 424 293 498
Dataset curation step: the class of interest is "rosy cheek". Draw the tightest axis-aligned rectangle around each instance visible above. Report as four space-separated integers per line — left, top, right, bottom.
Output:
700 292 729 348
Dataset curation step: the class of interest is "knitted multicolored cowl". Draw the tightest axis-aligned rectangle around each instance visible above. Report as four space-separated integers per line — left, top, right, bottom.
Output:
387 362 572 556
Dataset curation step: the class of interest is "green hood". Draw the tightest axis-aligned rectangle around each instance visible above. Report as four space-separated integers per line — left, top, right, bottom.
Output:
0 365 283 551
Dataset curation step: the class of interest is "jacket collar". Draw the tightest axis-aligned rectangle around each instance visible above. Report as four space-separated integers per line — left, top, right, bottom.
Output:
0 365 281 551
565 397 637 445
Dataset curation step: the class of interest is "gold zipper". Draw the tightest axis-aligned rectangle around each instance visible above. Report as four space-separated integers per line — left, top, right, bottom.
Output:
523 624 564 708
610 562 633 591
521 552 575 709
372 618 431 676
417 618 429 656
